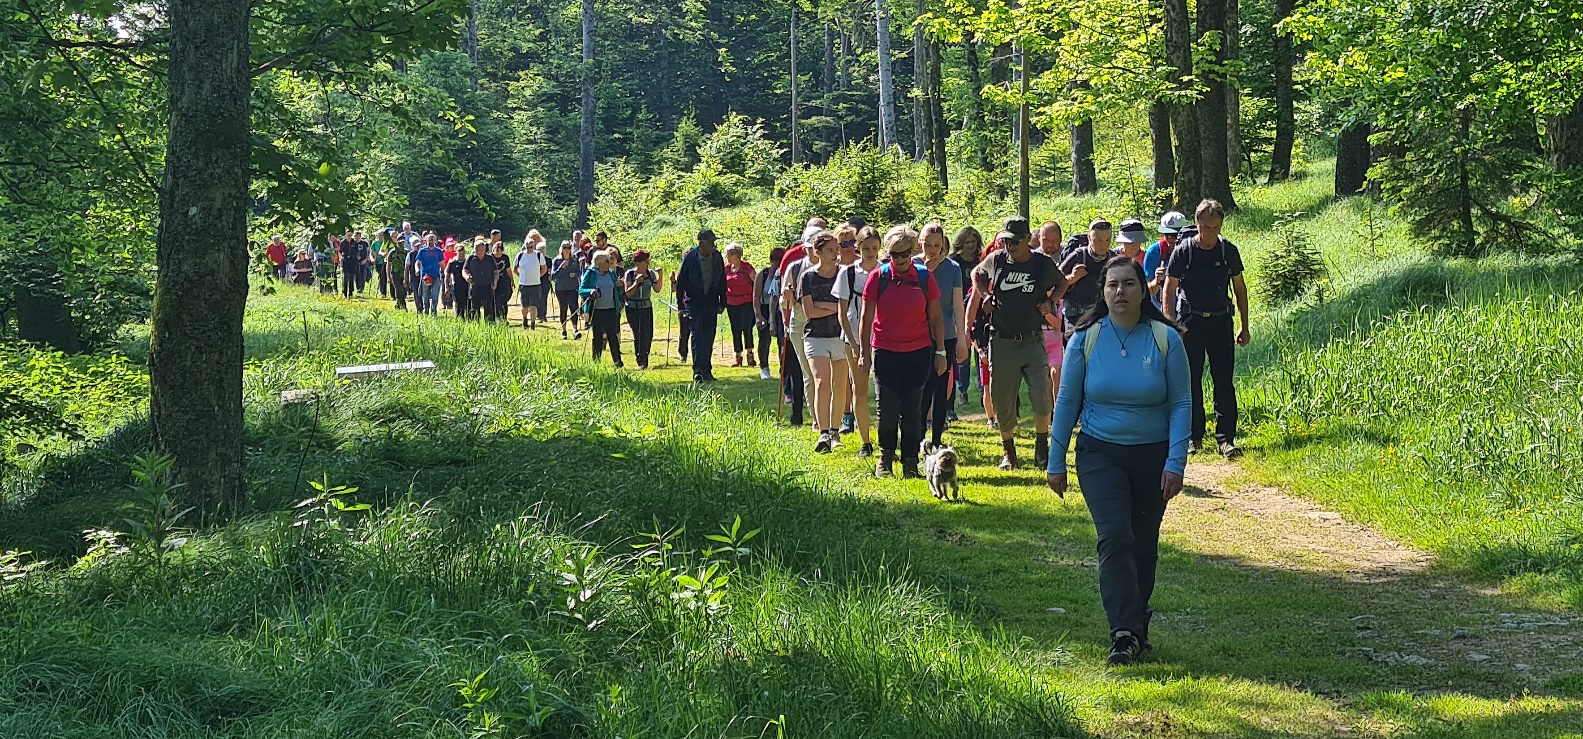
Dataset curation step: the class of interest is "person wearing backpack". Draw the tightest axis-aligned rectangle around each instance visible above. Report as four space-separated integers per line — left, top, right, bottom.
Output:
835 227 881 457
967 217 1073 471
1162 199 1249 459
1048 254 1189 667
857 225 947 479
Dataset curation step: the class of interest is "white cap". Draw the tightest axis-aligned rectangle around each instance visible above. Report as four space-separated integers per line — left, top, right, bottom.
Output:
1159 212 1190 234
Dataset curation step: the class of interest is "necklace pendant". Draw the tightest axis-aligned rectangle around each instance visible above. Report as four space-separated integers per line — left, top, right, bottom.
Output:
1121 348 1128 358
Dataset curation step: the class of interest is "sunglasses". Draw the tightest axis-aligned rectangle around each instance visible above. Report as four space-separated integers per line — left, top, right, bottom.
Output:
840 240 857 248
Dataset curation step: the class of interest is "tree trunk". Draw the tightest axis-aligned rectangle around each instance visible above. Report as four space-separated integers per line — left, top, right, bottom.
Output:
875 0 897 150
1225 0 1242 179
1334 120 1371 197
16 277 80 354
1195 0 1237 209
1164 0 1201 209
1455 108 1477 255
1544 96 1583 172
912 0 927 161
823 21 835 95
791 5 800 165
577 0 595 228
840 19 852 90
928 36 948 188
965 33 987 171
1018 42 1030 218
1267 0 1295 183
465 0 479 66
1071 119 1098 195
1150 100 1175 191
151 0 250 516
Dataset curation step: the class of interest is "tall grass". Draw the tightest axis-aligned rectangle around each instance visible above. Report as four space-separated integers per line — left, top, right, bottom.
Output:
0 290 1079 738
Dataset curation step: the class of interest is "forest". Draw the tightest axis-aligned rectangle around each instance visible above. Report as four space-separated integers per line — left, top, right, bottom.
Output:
3 0 1583 737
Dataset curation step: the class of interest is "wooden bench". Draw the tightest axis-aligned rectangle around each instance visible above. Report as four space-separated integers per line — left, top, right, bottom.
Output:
334 360 437 380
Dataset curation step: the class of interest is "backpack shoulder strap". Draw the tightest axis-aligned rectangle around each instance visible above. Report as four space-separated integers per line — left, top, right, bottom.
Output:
1150 320 1170 356
1082 324 1100 362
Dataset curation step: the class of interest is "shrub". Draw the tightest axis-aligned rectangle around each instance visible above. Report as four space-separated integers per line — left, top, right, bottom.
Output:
696 113 784 190
1259 212 1329 303
778 141 938 226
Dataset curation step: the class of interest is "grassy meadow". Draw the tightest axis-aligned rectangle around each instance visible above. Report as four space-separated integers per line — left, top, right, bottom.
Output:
1 160 1582 737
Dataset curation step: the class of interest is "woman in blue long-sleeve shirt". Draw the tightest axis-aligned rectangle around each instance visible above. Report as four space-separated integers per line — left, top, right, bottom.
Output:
1047 255 1191 667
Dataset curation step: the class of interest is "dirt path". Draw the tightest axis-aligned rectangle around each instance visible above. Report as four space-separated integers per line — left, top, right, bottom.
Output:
1167 459 1582 686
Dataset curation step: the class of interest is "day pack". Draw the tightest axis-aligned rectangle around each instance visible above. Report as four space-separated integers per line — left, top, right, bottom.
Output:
1081 320 1170 366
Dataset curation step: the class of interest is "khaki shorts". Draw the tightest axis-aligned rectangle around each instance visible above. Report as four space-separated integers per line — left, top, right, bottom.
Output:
989 335 1052 433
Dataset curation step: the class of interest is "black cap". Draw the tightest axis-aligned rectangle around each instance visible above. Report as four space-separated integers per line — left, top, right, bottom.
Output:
697 229 716 243
1002 216 1031 242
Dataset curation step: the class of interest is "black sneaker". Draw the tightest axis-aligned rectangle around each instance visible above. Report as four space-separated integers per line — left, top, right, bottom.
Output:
1108 631 1143 666
874 459 894 478
839 412 856 435
858 443 874 458
945 408 959 422
561 330 568 339
574 331 583 340
1218 441 1243 460
1187 439 1203 454
998 454 1016 471
901 463 922 480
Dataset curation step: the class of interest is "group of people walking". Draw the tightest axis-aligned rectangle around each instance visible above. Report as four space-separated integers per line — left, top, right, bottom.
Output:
733 201 1249 667
261 201 1253 669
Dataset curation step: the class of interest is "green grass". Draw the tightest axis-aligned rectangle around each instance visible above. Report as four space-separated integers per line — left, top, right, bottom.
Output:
2 161 1583 736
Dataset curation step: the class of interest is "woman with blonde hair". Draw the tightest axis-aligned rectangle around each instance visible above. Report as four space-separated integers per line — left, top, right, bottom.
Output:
857 225 946 478
579 249 626 365
797 231 848 452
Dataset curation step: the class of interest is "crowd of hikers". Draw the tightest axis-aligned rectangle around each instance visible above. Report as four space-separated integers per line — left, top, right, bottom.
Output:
261 199 1250 667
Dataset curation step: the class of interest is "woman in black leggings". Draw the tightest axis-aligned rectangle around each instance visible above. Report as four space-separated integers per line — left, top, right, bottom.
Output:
723 243 758 367
550 241 583 339
752 246 786 381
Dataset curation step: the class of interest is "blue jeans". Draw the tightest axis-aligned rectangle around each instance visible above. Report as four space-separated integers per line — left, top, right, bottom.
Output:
417 281 440 314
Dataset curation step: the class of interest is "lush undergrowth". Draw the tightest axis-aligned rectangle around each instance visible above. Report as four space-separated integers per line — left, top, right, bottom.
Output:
606 157 1583 608
0 292 1077 738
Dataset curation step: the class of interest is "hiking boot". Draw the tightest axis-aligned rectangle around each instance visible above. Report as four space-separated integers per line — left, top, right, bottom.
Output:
733 356 743 367
561 329 568 340
945 408 959 423
998 439 1018 471
1187 439 1203 455
747 355 756 367
829 432 844 449
901 462 922 480
814 433 832 454
1034 435 1050 471
1218 441 1242 460
1108 631 1143 666
789 412 804 427
875 456 894 478
858 443 874 458
839 412 856 435
987 417 999 430
574 331 583 340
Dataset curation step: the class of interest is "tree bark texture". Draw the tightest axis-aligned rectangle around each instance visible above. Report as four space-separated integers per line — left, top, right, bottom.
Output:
1150 100 1175 191
1334 120 1371 197
912 2 927 161
1544 96 1583 172
151 0 250 515
1267 0 1295 183
823 21 835 94
1225 0 1242 179
1070 81 1097 195
577 0 595 228
1018 42 1029 218
840 18 852 90
1196 0 1237 209
791 5 800 165
1164 0 1201 209
928 37 948 188
465 0 479 66
964 34 986 171
875 0 897 150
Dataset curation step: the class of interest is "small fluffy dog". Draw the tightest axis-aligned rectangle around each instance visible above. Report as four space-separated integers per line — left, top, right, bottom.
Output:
922 442 961 501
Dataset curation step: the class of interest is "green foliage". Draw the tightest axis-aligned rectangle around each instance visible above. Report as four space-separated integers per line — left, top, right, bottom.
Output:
696 113 785 191
779 141 939 226
1258 213 1329 303
121 453 192 564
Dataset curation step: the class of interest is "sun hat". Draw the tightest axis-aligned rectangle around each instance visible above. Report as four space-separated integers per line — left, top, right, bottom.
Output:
1159 211 1190 234
1116 218 1149 244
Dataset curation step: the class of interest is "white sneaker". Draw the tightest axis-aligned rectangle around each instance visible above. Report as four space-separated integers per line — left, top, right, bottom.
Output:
759 368 772 380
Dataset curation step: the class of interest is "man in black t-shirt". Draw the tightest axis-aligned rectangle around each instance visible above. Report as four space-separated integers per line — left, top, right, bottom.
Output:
462 240 499 322
1058 219 1114 330
339 232 370 298
1163 199 1250 458
968 217 1071 471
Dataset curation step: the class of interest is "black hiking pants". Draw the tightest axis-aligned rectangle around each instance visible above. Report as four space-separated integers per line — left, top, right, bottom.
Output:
1182 313 1238 445
1076 433 1168 642
874 347 931 465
